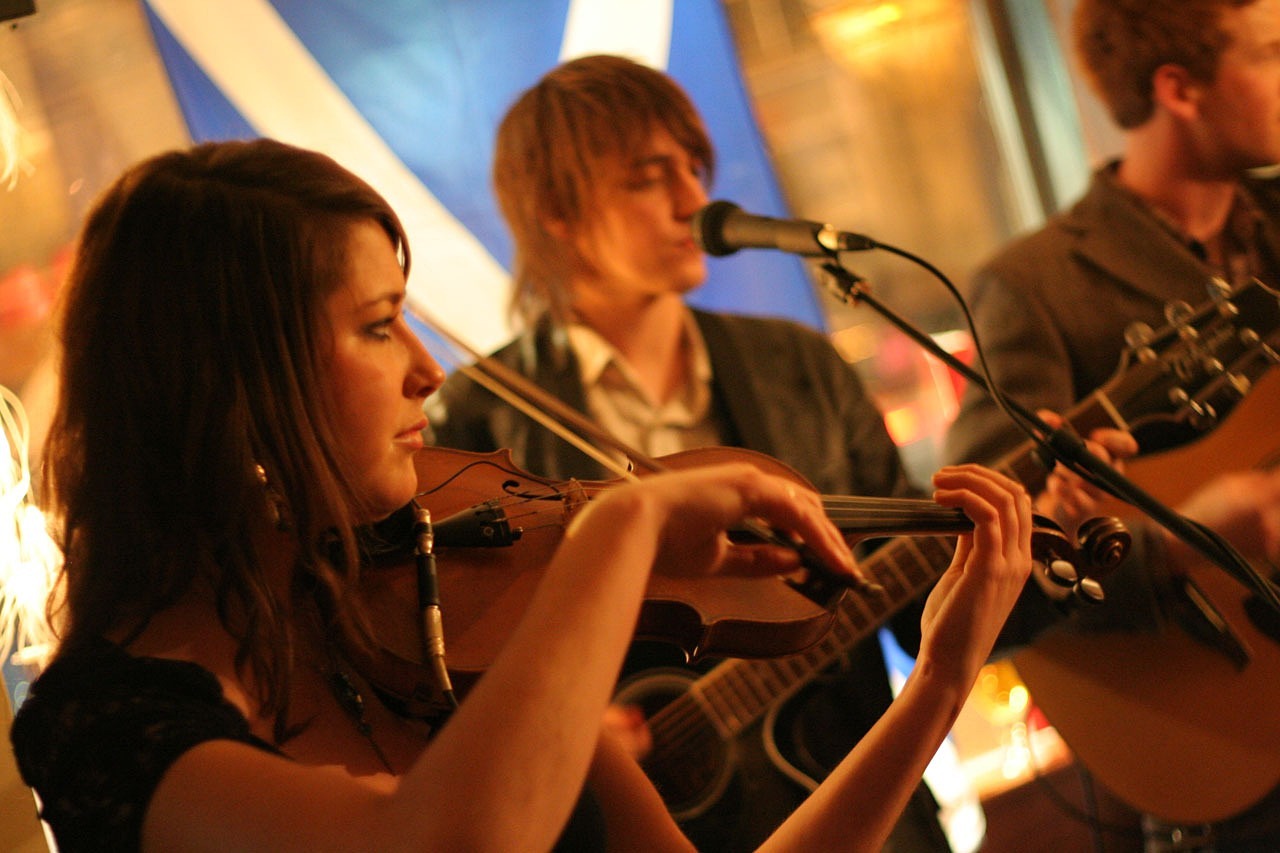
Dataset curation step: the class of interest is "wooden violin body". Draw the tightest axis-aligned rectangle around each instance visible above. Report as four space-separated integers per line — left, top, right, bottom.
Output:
357 446 841 711
354 444 1128 716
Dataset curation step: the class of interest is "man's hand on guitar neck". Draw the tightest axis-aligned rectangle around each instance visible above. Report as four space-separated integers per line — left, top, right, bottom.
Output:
1032 406 1280 583
1028 411 1138 600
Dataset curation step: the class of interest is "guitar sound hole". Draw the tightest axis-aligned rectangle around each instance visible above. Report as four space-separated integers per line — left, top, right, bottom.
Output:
613 667 737 819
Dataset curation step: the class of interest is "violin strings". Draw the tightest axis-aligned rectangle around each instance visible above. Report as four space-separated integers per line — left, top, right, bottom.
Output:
819 495 942 508
820 499 969 530
416 471 596 538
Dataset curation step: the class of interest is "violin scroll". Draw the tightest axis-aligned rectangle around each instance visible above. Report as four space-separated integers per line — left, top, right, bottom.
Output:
1038 515 1132 604
1078 515 1133 573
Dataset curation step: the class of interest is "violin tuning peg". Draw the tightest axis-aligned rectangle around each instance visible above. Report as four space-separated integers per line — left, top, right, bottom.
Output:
1073 577 1105 605
1045 559 1079 588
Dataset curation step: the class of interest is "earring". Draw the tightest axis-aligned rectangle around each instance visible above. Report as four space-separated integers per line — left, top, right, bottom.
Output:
254 462 292 531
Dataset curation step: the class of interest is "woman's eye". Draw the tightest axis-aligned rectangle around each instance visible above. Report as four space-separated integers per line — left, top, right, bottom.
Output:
366 319 395 339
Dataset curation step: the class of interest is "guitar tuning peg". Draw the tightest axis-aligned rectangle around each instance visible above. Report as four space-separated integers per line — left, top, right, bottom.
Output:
1226 373 1253 397
1124 320 1155 348
1207 276 1232 301
1164 299 1194 327
1073 577 1105 605
1123 321 1158 363
1187 399 1218 431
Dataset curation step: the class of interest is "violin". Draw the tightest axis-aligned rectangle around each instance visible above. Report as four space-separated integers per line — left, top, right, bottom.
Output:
352 443 1130 717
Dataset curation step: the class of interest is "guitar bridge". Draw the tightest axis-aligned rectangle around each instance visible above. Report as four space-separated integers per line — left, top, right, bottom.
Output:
1172 575 1252 670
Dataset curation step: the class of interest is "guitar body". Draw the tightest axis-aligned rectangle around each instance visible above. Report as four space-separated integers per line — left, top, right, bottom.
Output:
615 665 861 852
1015 368 1280 823
1112 362 1280 508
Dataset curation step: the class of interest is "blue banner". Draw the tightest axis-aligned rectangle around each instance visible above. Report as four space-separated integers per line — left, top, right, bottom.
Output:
142 0 824 352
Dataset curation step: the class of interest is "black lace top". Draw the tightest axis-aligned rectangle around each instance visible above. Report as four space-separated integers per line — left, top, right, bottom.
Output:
9 637 280 852
9 637 606 852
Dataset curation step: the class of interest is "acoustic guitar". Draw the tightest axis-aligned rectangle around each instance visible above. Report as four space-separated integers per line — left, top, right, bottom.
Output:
1015 372 1280 824
1012 278 1280 824
622 277 1280 833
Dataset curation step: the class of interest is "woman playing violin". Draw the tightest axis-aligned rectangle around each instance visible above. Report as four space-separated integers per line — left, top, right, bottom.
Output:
10 137 1034 852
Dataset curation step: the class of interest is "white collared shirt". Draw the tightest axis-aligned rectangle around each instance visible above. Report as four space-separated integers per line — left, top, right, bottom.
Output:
566 310 724 464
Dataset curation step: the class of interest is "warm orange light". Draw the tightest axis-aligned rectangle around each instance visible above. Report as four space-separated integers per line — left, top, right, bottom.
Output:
882 404 922 446
1 70 23 190
816 3 904 44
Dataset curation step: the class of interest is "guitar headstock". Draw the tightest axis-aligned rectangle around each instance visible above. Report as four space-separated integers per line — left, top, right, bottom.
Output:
1105 277 1280 454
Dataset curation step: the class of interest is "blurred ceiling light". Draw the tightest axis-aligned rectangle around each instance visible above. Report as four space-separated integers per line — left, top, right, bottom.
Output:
813 2 904 46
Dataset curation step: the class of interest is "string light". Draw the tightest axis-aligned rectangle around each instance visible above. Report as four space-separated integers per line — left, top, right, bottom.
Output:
0 70 23 190
1 62 56 672
0 384 61 669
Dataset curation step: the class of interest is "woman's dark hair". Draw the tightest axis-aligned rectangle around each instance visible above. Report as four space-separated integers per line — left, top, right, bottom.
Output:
44 138 410 728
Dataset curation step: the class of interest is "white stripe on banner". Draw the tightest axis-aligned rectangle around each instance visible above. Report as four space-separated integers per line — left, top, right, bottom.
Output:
144 0 514 351
561 0 673 68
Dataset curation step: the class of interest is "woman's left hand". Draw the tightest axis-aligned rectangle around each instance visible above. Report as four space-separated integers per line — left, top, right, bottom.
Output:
917 464 1034 685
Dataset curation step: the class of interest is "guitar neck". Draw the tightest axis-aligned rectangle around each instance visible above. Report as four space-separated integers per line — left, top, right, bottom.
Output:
650 277 1280 745
647 385 1135 742
990 393 1124 492
649 535 956 740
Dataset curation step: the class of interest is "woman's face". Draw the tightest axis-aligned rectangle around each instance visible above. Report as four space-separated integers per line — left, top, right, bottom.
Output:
323 220 444 520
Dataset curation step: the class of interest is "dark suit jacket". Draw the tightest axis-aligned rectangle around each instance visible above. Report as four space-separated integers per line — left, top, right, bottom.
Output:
943 163 1280 837
945 163 1280 466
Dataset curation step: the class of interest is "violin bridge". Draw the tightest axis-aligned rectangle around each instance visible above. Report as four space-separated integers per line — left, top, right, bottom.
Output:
562 479 590 516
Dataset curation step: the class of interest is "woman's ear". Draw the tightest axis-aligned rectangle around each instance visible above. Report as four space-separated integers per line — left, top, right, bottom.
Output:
1152 62 1206 121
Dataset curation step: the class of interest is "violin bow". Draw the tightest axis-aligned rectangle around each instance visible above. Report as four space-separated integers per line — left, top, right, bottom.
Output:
406 297 880 598
409 299 642 481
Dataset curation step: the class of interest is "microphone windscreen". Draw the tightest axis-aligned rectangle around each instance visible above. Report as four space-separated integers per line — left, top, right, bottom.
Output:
692 200 743 257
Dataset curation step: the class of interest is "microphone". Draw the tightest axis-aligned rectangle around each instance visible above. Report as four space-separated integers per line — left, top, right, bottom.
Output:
692 200 877 257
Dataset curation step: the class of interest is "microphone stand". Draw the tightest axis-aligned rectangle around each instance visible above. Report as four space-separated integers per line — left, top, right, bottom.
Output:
820 260 1280 618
